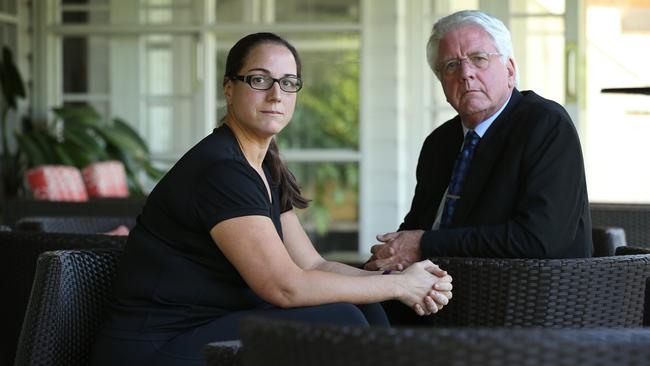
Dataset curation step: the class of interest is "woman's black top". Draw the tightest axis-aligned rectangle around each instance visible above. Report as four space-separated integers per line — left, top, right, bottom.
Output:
103 124 285 336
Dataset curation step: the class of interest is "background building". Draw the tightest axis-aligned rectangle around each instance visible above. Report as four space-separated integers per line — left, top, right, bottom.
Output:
2 0 649 258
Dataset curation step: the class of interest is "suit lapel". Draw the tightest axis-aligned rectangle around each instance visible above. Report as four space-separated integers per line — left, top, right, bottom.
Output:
452 89 523 226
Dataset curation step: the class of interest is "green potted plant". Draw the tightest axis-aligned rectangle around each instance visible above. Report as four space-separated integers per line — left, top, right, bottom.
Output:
1 45 163 198
16 105 165 195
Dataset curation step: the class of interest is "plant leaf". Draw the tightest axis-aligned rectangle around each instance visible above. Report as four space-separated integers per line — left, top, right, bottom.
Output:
112 117 149 154
0 46 27 109
96 126 147 160
63 123 109 160
142 160 166 180
58 141 99 167
51 143 77 166
52 105 102 128
15 133 46 167
31 133 60 165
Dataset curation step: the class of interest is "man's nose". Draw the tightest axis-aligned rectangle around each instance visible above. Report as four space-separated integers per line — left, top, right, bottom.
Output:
458 59 476 79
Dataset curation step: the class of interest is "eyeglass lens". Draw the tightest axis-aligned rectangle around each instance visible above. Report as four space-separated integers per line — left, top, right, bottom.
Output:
245 75 302 92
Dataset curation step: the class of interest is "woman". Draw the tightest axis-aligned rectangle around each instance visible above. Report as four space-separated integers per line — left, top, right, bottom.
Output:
91 32 452 365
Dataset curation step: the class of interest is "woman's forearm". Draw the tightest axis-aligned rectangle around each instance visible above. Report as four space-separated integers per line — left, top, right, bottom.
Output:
274 268 402 308
312 260 381 276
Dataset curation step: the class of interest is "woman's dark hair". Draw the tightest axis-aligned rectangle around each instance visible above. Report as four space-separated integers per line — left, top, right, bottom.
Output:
224 32 302 81
224 32 309 210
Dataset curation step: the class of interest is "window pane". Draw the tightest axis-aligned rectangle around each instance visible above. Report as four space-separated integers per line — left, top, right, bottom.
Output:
60 0 201 25
283 39 359 150
140 0 196 24
62 10 109 24
0 0 17 14
215 33 360 149
585 3 650 203
62 0 109 24
215 0 360 23
144 99 194 157
432 0 478 13
144 34 194 96
0 22 17 51
142 34 196 157
63 36 110 94
215 0 245 23
511 0 565 14
275 0 360 23
146 103 173 153
289 161 359 254
510 16 565 103
62 0 108 3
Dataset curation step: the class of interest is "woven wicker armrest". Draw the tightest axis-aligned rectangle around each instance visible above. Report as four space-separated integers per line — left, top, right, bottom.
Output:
1 232 126 366
14 249 122 366
387 255 650 327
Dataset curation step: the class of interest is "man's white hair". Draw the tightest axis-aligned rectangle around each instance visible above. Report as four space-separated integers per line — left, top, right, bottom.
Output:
426 10 519 86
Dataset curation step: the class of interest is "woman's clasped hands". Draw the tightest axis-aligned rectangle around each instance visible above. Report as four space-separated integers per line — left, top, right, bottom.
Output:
397 260 452 316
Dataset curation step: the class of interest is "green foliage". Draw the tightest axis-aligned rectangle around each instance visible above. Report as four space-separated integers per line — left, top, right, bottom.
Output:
1 46 162 199
15 105 165 194
279 56 360 234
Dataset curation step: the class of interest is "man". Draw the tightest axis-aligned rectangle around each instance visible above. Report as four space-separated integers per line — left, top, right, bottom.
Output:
365 10 591 272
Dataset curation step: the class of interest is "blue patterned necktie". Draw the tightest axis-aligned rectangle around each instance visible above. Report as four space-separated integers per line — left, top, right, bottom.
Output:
439 130 480 229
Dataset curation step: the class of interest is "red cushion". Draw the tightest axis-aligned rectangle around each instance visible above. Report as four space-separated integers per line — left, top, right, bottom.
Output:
82 161 129 198
26 165 89 201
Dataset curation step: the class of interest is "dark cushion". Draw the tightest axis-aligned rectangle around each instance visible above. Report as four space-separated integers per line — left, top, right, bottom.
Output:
592 225 626 256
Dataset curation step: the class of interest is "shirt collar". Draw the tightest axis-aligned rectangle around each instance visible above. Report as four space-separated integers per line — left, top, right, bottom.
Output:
462 91 513 138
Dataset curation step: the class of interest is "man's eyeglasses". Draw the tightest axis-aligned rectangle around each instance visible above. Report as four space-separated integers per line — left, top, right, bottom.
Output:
436 52 502 76
230 74 303 93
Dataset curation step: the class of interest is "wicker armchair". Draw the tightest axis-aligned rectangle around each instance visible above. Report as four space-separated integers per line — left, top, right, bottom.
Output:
591 202 650 247
386 255 650 327
15 216 136 234
231 317 650 366
0 232 126 366
14 249 122 366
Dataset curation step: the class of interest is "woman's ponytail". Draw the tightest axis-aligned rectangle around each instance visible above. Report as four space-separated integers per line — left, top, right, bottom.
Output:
265 138 309 211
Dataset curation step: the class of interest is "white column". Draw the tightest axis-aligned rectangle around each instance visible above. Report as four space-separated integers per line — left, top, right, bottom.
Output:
359 0 435 256
359 0 402 256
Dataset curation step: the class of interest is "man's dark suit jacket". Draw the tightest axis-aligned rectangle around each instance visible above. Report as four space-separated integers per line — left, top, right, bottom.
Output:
400 89 592 259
